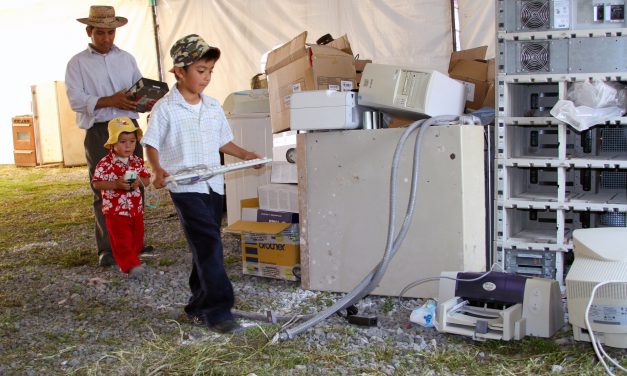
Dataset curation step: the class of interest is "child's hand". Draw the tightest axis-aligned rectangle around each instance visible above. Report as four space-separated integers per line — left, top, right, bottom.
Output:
131 180 141 190
152 168 170 189
115 176 131 191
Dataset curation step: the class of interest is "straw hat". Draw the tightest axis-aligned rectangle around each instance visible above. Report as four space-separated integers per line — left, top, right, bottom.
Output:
77 5 128 28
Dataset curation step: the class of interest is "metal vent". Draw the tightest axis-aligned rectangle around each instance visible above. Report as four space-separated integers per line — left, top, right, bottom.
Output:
520 0 550 29
520 42 550 72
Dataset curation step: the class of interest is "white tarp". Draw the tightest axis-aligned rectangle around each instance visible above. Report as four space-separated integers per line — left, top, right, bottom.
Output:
0 0 495 165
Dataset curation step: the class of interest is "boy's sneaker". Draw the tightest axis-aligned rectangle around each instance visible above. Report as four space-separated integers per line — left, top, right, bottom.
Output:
98 252 116 267
129 265 145 279
208 319 243 334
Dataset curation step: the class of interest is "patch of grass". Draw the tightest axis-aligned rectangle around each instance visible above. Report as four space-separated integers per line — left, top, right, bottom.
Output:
381 297 394 314
158 257 176 267
421 336 624 375
47 247 94 268
0 292 22 308
85 324 357 375
0 166 92 265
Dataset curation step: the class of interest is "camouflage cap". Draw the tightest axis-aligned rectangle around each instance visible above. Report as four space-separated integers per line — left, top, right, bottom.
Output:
169 34 219 69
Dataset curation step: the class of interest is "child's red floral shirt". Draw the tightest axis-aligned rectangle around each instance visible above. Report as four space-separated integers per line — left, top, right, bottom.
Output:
92 151 151 217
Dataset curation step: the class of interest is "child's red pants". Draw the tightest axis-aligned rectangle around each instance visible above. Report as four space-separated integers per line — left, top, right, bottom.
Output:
105 214 144 273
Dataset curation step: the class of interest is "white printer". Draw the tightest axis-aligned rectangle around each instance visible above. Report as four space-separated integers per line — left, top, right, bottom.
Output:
435 271 564 341
289 90 360 131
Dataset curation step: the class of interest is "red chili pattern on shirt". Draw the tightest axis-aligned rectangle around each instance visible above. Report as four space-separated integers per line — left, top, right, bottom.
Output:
92 151 151 217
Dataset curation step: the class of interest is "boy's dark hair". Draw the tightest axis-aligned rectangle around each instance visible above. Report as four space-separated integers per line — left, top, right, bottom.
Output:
182 50 221 71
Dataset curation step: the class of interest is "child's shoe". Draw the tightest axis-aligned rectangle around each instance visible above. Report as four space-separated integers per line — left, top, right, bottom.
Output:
129 265 145 279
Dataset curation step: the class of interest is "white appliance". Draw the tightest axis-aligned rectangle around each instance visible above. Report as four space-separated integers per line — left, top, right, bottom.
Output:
224 97 272 225
223 89 270 115
357 63 465 117
290 90 360 130
31 81 86 166
566 227 627 348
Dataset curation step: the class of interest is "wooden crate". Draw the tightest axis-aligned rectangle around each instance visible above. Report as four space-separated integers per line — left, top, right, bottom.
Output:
12 116 37 167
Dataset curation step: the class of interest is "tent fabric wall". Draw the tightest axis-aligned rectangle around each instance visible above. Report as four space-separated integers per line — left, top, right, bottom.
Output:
0 0 494 165
156 0 455 105
459 0 496 57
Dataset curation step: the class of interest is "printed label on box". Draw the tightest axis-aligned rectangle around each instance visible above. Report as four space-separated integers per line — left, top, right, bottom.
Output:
328 84 340 91
292 83 302 92
341 80 354 91
284 94 292 109
462 81 476 102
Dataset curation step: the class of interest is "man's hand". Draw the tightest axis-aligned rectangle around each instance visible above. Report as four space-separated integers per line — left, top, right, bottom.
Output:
96 90 137 111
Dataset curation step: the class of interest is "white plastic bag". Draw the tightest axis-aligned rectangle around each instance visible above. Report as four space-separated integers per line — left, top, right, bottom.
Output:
409 299 437 328
550 100 624 132
550 80 626 132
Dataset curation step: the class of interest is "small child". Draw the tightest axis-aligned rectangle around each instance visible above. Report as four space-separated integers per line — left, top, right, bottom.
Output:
92 117 151 278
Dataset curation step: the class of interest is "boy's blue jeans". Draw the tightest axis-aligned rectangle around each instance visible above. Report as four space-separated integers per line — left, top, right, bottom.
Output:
170 191 234 325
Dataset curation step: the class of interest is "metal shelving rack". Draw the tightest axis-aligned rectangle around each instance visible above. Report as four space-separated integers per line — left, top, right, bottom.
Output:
494 0 627 287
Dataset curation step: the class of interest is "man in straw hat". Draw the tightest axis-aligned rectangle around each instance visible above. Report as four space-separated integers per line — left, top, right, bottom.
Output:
65 5 153 267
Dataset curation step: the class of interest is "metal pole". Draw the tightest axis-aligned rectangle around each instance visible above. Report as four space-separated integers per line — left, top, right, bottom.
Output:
150 0 164 81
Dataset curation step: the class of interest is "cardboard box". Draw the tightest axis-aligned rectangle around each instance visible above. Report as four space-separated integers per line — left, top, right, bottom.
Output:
225 198 300 281
265 31 357 133
448 46 494 111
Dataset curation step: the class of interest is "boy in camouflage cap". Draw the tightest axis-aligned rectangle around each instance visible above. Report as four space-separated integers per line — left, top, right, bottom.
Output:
142 34 261 334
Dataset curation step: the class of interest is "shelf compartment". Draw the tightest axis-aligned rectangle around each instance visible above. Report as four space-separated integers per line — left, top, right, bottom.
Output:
497 165 569 203
501 248 569 281
499 122 561 159
496 207 560 246
502 82 559 117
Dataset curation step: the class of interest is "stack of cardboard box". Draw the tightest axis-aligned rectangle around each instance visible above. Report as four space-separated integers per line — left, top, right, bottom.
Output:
225 32 370 281
448 46 495 112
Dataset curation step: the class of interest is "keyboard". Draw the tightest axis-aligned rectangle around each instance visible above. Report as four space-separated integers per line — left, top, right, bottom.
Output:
166 157 272 186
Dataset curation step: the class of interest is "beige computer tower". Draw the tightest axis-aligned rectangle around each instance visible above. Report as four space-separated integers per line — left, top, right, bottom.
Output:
297 125 486 298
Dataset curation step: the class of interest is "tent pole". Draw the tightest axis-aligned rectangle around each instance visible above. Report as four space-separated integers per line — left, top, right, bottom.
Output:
150 0 164 81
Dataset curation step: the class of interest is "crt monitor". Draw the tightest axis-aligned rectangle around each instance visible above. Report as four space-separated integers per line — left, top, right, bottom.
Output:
565 227 627 348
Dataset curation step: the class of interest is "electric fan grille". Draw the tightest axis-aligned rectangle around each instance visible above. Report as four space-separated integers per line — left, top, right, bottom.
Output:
520 42 550 72
520 0 550 29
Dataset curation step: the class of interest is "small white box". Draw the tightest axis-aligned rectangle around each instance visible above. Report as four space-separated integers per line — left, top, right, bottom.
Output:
258 183 299 213
271 161 298 184
290 90 359 131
